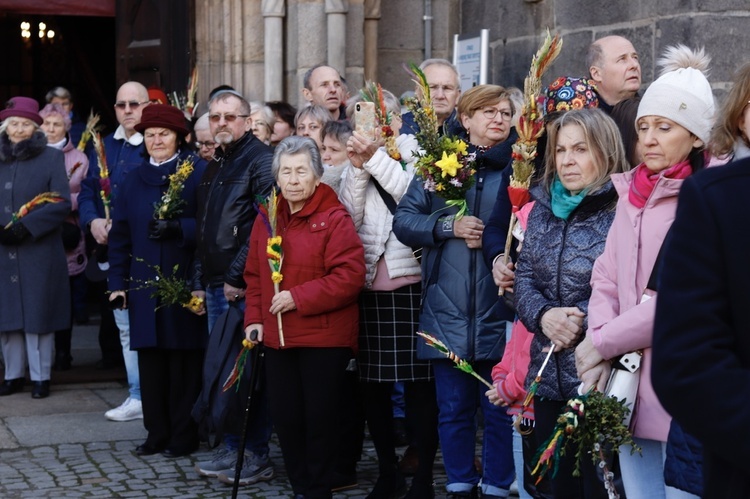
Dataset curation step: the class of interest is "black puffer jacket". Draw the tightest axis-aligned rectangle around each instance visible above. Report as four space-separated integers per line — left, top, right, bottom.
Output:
196 132 274 288
514 182 616 400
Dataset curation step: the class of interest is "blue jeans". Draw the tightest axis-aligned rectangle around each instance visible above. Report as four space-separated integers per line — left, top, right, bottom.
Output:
619 437 700 499
205 285 272 457
433 359 514 496
114 308 140 400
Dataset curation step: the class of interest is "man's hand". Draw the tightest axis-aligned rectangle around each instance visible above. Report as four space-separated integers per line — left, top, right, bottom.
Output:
90 218 111 245
223 283 245 303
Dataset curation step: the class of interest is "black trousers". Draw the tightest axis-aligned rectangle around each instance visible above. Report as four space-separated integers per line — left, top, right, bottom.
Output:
265 346 352 499
138 347 204 452
362 379 439 487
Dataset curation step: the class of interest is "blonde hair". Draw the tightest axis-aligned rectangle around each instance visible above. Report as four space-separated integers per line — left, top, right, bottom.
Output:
457 84 515 118
710 63 750 157
543 108 627 193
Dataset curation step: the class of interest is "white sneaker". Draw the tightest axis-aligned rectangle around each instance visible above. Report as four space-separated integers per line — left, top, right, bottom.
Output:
105 396 143 422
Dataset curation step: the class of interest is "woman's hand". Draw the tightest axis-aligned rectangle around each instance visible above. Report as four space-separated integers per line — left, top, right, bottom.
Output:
346 130 383 169
492 257 515 290
269 290 297 315
190 290 206 316
575 335 604 378
453 216 484 249
485 384 508 407
540 307 585 349
109 290 127 309
579 360 612 393
245 324 264 345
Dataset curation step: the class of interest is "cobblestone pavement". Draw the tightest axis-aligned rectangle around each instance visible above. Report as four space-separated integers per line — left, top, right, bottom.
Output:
0 324 518 498
0 417 453 498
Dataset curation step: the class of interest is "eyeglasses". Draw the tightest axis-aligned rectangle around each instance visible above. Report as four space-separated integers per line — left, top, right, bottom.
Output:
480 108 513 121
208 113 249 123
114 100 148 110
195 141 217 149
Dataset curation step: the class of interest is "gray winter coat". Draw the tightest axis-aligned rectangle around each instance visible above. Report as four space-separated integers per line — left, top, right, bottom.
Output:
0 131 71 334
515 182 616 400
393 144 515 362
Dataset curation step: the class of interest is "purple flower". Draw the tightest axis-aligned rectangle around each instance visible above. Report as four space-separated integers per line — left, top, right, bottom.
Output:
449 177 463 187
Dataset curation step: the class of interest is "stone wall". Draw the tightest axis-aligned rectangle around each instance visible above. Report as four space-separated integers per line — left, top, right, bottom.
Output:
458 0 750 100
194 1 750 109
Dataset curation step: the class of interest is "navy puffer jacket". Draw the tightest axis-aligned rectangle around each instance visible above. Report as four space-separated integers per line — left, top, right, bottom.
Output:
393 137 517 362
514 182 616 400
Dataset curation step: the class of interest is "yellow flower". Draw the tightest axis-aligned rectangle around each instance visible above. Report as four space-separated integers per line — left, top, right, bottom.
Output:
184 295 204 313
435 151 461 177
452 139 468 156
435 183 444 192
271 271 284 284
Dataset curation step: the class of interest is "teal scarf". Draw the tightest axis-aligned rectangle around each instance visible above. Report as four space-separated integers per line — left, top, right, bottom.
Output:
550 176 587 220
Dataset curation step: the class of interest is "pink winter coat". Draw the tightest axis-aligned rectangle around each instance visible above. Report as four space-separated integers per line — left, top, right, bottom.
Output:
588 160 724 441
61 138 89 275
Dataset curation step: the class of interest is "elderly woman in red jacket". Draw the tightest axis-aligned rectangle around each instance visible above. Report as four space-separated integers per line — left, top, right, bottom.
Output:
244 135 365 499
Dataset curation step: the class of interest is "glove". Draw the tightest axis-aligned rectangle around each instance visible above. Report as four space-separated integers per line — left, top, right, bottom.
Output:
0 223 31 245
148 219 182 241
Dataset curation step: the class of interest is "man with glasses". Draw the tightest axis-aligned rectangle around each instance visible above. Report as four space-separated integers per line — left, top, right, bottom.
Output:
193 89 275 487
79 81 150 424
402 58 463 137
193 113 217 161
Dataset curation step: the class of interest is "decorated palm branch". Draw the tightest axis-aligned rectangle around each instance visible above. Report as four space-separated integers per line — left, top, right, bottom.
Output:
77 110 101 152
405 64 476 219
255 189 286 347
186 66 199 116
91 131 112 222
532 388 640 499
222 339 255 392
515 341 556 435
128 257 204 313
359 81 404 166
153 157 194 220
4 192 65 229
502 30 563 270
417 331 493 389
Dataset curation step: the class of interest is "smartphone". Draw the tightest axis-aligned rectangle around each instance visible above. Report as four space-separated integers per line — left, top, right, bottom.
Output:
354 101 378 141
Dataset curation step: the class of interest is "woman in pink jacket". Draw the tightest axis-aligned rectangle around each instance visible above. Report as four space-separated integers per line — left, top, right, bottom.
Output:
575 45 719 498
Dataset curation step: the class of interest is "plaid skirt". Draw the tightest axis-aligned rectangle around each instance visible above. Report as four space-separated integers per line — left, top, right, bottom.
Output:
358 282 432 382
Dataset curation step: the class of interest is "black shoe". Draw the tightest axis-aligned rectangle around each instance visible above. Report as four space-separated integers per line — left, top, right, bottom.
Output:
135 442 165 456
447 486 478 499
331 471 358 492
0 378 25 396
366 469 407 499
161 445 198 458
31 381 50 399
53 351 73 371
405 479 435 499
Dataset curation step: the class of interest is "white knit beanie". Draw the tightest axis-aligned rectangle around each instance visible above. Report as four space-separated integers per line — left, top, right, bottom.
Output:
636 45 715 144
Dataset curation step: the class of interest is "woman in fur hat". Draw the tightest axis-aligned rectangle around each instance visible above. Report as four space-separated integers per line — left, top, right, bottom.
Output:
575 45 723 498
0 96 71 399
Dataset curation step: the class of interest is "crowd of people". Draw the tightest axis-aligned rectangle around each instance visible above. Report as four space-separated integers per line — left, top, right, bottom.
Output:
1 32 749 499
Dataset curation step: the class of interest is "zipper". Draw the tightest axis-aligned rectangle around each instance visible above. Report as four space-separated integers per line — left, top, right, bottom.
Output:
468 166 485 361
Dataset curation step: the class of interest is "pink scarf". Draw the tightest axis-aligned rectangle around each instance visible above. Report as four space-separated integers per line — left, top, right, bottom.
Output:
628 160 692 208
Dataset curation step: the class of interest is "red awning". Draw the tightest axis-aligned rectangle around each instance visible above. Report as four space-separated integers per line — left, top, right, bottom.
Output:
0 0 115 17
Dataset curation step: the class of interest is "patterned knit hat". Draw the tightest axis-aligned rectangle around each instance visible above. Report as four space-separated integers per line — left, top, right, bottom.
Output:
544 77 599 116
